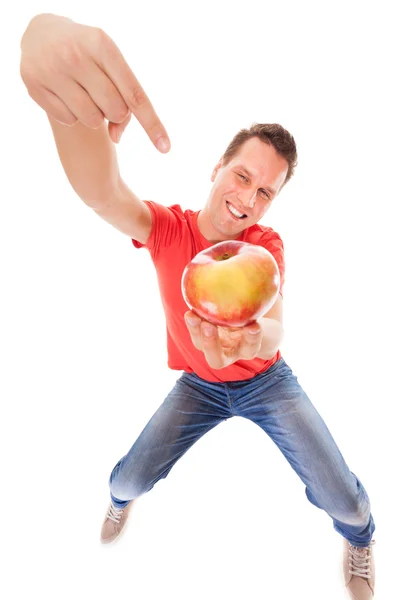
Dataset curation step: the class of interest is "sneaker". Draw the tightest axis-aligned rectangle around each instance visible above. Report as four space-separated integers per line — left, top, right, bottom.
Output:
343 538 376 599
100 500 135 544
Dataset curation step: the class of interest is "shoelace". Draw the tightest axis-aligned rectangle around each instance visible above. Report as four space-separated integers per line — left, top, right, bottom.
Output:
348 540 376 579
107 503 124 524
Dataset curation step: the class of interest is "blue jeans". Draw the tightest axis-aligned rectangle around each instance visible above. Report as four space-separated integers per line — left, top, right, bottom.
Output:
108 357 375 547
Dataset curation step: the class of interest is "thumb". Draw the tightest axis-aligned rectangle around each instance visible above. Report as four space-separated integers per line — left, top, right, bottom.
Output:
109 112 132 143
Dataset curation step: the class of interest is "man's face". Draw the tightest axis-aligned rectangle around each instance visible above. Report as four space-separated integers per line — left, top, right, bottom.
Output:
203 137 289 240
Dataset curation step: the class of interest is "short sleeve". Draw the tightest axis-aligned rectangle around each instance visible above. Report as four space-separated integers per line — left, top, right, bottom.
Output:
260 230 285 296
131 201 185 259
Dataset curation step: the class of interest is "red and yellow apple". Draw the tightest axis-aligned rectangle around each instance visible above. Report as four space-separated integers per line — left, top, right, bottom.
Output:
181 240 280 327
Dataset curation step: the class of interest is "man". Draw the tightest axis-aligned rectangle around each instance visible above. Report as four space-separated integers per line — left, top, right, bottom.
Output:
20 13 376 599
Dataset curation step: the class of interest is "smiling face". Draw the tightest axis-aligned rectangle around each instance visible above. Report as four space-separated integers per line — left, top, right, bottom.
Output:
197 137 289 243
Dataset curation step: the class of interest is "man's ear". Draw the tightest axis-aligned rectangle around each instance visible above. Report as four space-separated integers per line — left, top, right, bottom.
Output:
211 159 223 182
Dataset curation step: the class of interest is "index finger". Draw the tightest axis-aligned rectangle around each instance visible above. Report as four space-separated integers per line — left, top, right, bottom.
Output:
98 32 170 153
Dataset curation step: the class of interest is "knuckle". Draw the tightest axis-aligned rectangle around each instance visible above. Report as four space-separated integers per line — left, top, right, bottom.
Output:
86 111 104 128
88 26 106 44
75 25 110 56
96 81 129 124
98 28 121 62
129 85 148 110
110 104 130 124
86 26 111 55
59 39 83 69
94 26 112 49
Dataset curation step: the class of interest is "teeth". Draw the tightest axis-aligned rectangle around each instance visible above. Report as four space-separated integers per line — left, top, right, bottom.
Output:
227 202 245 218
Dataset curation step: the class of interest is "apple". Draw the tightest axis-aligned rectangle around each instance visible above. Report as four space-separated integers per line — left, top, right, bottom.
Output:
181 240 280 327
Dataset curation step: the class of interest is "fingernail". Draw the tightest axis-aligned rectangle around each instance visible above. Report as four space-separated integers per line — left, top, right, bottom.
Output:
247 328 260 335
156 137 171 153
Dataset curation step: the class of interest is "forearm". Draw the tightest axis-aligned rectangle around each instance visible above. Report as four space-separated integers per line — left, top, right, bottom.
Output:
256 317 284 360
47 115 120 207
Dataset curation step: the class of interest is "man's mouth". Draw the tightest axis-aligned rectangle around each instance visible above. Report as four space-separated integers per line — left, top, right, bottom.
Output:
226 201 247 219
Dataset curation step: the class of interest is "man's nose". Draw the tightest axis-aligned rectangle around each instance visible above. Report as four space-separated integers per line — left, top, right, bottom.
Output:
238 189 257 209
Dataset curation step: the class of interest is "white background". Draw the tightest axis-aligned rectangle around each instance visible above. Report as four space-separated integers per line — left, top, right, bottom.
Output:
1 1 399 598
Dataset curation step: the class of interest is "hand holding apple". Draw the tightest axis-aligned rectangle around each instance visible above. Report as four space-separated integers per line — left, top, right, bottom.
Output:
181 240 280 327
182 240 281 369
184 310 263 369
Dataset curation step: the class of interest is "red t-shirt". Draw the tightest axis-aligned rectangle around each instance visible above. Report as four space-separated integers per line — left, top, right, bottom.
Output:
132 201 285 382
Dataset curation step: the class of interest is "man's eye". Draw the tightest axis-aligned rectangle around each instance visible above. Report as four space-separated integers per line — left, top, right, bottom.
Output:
238 173 270 199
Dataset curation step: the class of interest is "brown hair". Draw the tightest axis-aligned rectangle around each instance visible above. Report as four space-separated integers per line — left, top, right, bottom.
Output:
221 123 298 188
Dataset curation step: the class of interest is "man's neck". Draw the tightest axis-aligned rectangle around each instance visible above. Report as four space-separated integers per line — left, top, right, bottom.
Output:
197 207 243 244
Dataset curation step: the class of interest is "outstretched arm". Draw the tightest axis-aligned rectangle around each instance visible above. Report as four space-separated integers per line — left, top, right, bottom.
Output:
20 13 170 242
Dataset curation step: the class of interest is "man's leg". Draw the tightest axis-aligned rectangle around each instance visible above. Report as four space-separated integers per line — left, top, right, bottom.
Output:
108 371 232 508
231 358 375 547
